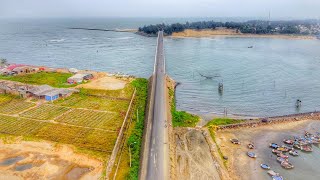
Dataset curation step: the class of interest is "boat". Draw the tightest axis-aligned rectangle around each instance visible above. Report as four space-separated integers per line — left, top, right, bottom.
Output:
267 170 280 176
282 145 293 150
289 150 299 156
293 143 301 149
300 145 313 152
230 139 241 144
283 139 294 145
260 164 270 170
270 143 279 149
247 143 255 149
272 149 282 154
277 147 289 152
277 157 287 163
277 153 289 159
281 161 294 169
248 46 253 48
272 175 284 180
247 152 256 158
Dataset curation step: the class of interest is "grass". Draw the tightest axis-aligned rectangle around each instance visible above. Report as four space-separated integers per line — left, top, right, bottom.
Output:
207 127 228 167
169 89 199 127
20 104 70 120
126 78 148 180
0 72 75 88
206 118 245 126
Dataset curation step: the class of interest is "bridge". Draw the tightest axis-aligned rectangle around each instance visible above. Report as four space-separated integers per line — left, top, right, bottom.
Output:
140 31 169 180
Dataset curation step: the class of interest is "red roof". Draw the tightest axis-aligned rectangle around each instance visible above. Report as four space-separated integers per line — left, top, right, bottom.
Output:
7 64 26 71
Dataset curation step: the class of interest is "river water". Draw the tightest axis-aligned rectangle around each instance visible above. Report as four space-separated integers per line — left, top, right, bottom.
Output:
1 18 320 117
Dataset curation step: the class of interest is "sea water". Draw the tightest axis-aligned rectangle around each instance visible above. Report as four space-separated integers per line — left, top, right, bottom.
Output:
0 18 320 117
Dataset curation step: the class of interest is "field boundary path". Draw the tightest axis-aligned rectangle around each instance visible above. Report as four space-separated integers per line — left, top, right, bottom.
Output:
105 88 136 179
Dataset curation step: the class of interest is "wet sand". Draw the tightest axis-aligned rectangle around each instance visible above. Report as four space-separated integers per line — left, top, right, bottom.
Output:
215 120 320 180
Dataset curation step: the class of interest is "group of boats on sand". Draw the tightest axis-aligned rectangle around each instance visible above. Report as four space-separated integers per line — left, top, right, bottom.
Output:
230 130 320 180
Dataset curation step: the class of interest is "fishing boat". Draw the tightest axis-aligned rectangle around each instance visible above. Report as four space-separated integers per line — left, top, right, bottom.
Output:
293 142 301 149
267 170 280 176
247 152 256 158
277 157 287 163
272 149 282 154
289 150 299 156
277 153 289 159
260 164 270 170
300 145 313 152
272 175 284 180
283 139 294 145
247 143 255 149
248 46 253 48
277 147 289 152
230 139 241 145
270 143 279 149
282 145 293 150
281 161 294 169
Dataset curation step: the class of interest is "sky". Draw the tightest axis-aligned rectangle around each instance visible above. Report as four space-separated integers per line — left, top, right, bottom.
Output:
1 0 319 19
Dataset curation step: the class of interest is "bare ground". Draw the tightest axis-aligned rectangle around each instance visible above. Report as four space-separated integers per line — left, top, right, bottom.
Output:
76 75 127 90
174 128 221 180
0 138 103 180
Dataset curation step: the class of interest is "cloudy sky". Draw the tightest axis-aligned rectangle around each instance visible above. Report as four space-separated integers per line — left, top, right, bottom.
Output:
1 0 319 19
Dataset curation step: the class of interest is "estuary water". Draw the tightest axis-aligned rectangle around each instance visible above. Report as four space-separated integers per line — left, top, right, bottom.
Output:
1 18 320 117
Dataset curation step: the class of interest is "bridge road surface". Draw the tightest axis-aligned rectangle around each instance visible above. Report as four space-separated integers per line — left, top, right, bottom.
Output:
146 31 169 180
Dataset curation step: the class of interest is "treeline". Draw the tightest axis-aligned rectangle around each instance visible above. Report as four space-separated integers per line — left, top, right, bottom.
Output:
138 20 319 35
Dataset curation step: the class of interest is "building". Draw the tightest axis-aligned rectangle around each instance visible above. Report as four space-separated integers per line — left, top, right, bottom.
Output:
67 73 93 84
28 85 74 101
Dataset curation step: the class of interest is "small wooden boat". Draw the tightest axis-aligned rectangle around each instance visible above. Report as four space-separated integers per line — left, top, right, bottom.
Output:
283 139 294 145
277 153 289 159
293 143 301 149
267 170 279 176
270 143 279 149
230 139 241 145
277 147 289 152
282 145 293 150
300 145 313 152
247 152 256 158
260 164 270 170
277 157 287 163
248 46 253 48
272 175 284 180
247 143 255 149
289 150 299 156
281 161 294 169
272 149 282 154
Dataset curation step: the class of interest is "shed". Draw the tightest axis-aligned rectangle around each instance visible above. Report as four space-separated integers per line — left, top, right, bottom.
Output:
67 74 90 84
69 68 78 74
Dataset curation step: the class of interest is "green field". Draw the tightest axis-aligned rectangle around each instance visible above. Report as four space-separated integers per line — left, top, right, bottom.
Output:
54 94 129 112
0 99 35 114
20 104 70 120
55 109 122 131
0 72 75 88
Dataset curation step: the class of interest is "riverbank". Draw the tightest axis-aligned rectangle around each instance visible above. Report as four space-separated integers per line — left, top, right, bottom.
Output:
171 29 317 40
214 118 320 179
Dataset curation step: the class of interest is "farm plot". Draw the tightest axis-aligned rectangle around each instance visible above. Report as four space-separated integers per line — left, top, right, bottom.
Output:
54 94 129 112
20 104 70 120
55 109 122 131
0 94 14 104
0 99 35 114
0 115 47 136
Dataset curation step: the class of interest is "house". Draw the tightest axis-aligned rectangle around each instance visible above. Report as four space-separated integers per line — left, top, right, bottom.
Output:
67 73 93 84
28 85 73 101
12 66 35 75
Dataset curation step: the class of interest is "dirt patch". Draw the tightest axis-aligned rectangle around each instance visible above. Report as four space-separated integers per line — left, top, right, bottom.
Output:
174 128 221 180
76 75 127 90
0 139 103 179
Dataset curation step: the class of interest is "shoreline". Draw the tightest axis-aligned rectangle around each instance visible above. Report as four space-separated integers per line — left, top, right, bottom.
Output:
170 29 317 40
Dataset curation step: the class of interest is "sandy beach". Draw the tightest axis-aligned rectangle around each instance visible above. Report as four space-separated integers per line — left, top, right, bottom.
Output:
215 119 320 179
171 29 317 40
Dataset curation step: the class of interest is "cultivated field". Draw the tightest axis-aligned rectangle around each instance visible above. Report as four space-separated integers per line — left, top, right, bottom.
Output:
0 85 134 160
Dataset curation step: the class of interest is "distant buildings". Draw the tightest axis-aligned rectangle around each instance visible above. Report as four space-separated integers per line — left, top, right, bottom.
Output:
67 73 93 84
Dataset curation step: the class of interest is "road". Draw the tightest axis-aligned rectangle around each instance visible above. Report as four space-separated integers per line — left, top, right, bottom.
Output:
146 30 169 180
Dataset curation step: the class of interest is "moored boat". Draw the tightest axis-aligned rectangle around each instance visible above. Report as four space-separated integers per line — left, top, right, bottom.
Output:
281 161 294 169
247 152 256 158
261 164 270 170
230 139 241 144
277 153 289 159
268 170 280 176
270 143 279 149
283 139 294 145
289 150 299 156
248 142 255 149
300 145 313 152
277 157 287 163
272 149 282 154
272 175 284 180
